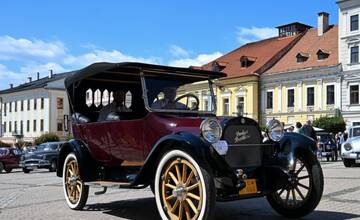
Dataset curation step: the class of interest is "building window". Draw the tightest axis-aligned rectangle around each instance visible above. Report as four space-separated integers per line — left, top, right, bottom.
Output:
9 121 12 132
326 85 335 105
14 121 17 132
9 102 11 113
40 119 44 131
3 103 6 116
57 121 63 131
266 91 273 109
223 98 229 116
34 99 37 110
237 96 245 115
3 122 6 133
20 121 23 134
204 100 209 111
350 85 359 104
57 98 63 109
287 89 295 107
27 99 30 111
307 87 315 106
33 120 36 132
27 120 30 132
317 49 329 60
296 53 309 63
14 101 17 112
21 100 24 111
41 98 44 109
351 46 359 64
351 14 359 32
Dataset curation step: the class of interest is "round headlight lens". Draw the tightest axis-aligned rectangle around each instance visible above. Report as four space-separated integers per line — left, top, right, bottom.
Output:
344 143 352 151
200 118 222 143
266 119 284 142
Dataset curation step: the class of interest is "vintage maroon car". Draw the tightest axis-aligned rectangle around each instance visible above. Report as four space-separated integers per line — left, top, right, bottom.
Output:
57 62 323 219
0 147 21 173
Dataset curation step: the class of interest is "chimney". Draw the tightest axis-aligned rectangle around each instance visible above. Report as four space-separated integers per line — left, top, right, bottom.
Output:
37 72 40 80
9 84 13 88
318 12 329 36
49 69 53 78
27 77 32 83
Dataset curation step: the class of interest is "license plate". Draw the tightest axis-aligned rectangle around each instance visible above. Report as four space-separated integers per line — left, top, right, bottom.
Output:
28 166 37 170
239 179 258 195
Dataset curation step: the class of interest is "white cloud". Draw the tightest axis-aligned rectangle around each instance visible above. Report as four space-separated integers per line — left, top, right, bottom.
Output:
64 49 159 67
169 45 190 57
168 52 223 67
20 62 67 76
0 36 66 61
237 27 278 45
0 64 27 80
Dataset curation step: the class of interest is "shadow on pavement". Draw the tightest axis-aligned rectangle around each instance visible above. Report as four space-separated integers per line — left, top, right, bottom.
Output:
84 197 360 220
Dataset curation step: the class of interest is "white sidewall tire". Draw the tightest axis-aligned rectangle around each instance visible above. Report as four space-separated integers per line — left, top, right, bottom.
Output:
62 153 85 209
155 150 207 220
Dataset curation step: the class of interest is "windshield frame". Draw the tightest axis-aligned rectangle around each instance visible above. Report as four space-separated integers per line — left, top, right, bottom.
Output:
140 73 217 115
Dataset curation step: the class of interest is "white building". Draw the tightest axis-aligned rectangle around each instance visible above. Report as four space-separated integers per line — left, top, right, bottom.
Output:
0 71 71 144
338 0 360 127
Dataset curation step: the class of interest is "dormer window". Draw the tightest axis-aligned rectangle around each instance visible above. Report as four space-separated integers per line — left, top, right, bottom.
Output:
212 61 227 72
317 49 330 60
296 52 309 63
240 56 256 68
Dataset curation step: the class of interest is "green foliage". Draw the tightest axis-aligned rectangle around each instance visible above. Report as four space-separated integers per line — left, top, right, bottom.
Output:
0 141 11 148
334 108 342 118
65 134 73 141
312 116 346 134
34 133 60 145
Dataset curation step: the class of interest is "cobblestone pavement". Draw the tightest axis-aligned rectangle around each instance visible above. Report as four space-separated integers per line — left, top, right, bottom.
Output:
0 161 360 220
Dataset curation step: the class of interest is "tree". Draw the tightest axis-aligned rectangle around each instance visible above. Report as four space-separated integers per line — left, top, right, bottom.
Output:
312 116 346 134
34 133 60 145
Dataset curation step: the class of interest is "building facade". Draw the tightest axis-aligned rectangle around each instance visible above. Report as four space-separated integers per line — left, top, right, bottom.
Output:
260 13 340 126
338 0 360 127
0 72 71 144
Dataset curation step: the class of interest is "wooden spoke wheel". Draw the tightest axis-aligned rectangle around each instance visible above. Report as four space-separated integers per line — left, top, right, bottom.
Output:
62 153 89 210
155 150 215 220
266 152 324 218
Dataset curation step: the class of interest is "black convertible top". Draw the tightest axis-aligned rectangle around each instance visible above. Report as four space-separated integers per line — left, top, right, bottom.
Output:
64 62 226 89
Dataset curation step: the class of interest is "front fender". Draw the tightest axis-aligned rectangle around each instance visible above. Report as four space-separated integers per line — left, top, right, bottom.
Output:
56 139 97 181
133 132 237 186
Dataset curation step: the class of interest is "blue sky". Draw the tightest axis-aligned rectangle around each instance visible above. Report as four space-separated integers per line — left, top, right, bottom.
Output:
0 0 338 89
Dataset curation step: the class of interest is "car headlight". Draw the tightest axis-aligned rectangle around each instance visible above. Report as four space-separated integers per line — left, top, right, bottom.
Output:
344 143 352 151
266 119 284 142
42 155 47 160
200 118 222 143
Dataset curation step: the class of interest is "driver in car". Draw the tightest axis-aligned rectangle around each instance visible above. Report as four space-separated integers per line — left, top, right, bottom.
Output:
151 87 188 110
98 90 131 121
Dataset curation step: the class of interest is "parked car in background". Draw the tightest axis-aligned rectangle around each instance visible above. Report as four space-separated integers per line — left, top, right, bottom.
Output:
317 131 337 161
0 147 22 173
57 62 324 219
341 126 360 167
21 142 65 173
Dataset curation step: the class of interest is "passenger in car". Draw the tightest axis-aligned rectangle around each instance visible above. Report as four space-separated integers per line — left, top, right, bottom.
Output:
98 90 131 121
151 87 188 110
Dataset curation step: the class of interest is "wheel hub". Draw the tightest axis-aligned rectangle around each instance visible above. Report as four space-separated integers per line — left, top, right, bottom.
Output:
172 185 187 201
69 176 77 186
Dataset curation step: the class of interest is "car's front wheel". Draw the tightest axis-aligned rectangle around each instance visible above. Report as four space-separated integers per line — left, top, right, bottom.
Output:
155 149 215 220
0 162 4 173
49 160 57 172
5 168 12 173
23 168 31 173
62 153 89 210
343 158 355 167
266 151 323 218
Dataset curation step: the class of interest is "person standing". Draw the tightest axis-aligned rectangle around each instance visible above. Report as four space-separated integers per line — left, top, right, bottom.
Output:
302 120 317 141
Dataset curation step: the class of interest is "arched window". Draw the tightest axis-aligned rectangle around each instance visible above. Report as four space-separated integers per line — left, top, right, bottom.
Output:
125 91 132 108
102 89 110 106
94 89 101 107
85 89 93 107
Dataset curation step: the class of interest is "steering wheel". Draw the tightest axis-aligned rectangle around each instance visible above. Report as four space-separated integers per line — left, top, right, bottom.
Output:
174 93 200 110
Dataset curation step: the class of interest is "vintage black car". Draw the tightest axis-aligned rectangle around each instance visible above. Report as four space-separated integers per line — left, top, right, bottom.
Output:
57 62 324 219
317 131 337 161
21 142 65 173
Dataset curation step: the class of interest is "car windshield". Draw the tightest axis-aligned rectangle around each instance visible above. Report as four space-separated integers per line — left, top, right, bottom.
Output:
143 75 215 113
319 134 334 143
352 127 360 137
37 144 51 151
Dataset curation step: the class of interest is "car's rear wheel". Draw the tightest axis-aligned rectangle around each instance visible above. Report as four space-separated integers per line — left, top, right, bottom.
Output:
0 162 4 173
343 159 355 167
23 168 31 173
49 160 57 172
5 168 12 173
63 153 89 210
155 149 215 220
266 151 323 218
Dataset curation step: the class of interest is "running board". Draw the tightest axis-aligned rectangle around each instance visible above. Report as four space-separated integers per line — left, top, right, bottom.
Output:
85 181 132 188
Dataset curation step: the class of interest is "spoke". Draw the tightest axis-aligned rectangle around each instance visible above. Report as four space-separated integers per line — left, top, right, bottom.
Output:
171 199 180 213
175 164 181 184
278 188 285 197
285 190 290 204
298 175 309 180
296 164 305 175
298 183 310 190
76 180 82 185
186 198 198 215
178 201 184 220
166 194 174 201
292 189 297 205
184 202 191 220
185 171 194 186
165 183 177 189
187 192 200 201
68 169 74 176
77 185 81 193
182 163 187 183
295 186 306 200
187 183 199 191
169 172 179 185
